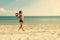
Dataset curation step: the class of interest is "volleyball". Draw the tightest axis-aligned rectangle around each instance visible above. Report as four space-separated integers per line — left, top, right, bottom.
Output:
15 13 18 17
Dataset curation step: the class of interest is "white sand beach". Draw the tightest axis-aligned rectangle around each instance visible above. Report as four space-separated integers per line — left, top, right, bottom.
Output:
0 24 60 40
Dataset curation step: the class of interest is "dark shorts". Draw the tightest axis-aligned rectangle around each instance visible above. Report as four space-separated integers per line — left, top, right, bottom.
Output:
19 20 23 23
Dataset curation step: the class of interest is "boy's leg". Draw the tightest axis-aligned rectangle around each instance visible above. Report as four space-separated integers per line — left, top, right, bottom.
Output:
18 22 25 31
19 26 21 30
21 23 25 31
22 26 25 31
18 23 22 30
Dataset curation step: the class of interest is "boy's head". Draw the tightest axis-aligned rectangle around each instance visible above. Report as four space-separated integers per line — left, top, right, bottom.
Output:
19 11 22 14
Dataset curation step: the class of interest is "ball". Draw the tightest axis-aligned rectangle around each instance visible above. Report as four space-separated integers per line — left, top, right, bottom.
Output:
15 13 18 17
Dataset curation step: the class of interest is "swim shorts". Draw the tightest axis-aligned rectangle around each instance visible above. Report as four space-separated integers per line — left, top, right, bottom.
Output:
19 20 23 23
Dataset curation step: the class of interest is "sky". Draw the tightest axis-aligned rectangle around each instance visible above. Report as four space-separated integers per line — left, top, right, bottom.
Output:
0 0 60 16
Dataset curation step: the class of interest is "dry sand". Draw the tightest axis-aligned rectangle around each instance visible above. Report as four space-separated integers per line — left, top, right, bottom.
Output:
0 24 60 40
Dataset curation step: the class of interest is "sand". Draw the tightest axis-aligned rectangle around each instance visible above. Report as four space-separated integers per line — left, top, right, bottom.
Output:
0 24 60 40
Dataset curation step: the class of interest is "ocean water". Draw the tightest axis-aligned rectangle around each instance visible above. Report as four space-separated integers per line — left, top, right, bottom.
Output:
0 16 60 25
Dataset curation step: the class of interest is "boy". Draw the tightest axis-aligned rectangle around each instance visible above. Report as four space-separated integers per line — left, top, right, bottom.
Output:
15 11 24 31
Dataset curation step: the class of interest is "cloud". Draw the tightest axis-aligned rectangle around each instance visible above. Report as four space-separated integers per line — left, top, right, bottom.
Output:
0 8 17 16
0 8 7 13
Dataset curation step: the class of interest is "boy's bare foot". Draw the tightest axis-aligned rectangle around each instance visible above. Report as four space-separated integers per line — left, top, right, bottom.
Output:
22 29 25 31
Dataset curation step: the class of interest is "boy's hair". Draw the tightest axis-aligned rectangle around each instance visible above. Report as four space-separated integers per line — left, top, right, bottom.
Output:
19 11 22 13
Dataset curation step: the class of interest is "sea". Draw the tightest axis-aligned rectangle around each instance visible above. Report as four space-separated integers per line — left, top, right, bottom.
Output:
0 16 60 25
